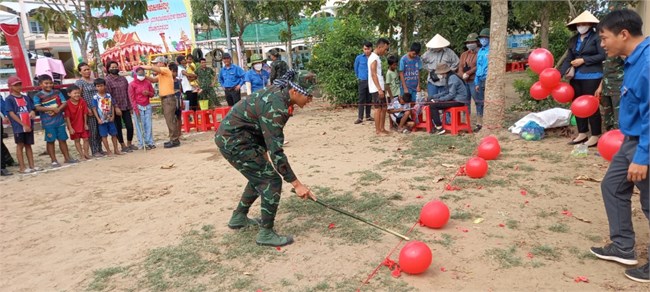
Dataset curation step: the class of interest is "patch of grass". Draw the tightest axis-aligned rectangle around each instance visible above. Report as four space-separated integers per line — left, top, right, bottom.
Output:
583 234 602 243
549 223 570 233
568 246 598 262
356 170 383 186
450 209 473 221
369 147 387 153
528 260 546 268
411 185 430 191
536 210 557 218
453 177 510 189
550 176 573 185
439 193 463 202
413 176 428 182
538 152 564 163
531 245 561 260
88 266 129 291
404 134 477 158
432 233 454 247
400 159 418 167
387 193 403 200
231 277 254 290
307 281 331 291
485 245 523 268
506 219 519 229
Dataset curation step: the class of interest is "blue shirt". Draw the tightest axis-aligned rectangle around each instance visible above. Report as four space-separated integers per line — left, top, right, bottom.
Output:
354 53 369 81
5 94 35 134
474 45 489 86
399 55 422 91
33 90 66 128
574 32 604 80
620 37 649 165
244 69 270 93
218 64 245 88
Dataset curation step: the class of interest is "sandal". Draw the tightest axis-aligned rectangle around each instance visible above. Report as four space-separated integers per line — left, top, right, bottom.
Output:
65 159 79 164
51 162 61 168
32 167 43 172
19 168 33 174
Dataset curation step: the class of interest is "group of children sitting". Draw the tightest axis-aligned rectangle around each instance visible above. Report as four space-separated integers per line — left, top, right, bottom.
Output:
3 74 133 174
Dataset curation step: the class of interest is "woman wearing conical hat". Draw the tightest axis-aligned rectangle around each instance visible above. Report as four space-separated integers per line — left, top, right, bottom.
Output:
561 11 607 147
421 34 459 99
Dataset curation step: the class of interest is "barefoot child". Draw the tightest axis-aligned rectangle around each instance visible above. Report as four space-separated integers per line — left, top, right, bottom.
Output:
92 78 122 155
64 85 91 160
5 76 39 173
33 74 76 167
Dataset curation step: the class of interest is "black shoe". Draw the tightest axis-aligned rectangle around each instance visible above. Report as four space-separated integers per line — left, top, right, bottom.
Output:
366 117 375 121
625 263 650 283
354 119 363 124
1 169 12 176
473 124 482 132
163 141 173 148
164 140 180 149
567 137 588 145
590 244 638 265
121 146 133 153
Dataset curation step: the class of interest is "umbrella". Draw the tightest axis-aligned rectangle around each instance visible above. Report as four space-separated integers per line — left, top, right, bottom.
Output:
35 57 66 79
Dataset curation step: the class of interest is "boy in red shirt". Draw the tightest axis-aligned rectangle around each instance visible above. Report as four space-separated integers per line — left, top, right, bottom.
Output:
64 85 91 160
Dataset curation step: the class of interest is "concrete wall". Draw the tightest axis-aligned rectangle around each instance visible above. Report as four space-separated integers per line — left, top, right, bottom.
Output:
639 0 650 35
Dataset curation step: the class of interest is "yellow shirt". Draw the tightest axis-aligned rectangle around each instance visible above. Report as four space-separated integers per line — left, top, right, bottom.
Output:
158 67 174 96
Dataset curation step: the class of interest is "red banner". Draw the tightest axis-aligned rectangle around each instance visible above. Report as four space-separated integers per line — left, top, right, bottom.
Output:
0 23 32 87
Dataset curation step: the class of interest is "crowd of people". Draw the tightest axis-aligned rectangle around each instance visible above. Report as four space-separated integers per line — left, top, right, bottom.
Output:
353 28 491 135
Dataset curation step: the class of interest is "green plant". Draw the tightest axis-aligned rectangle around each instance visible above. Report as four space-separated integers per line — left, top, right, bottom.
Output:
308 16 377 106
485 245 523 268
510 69 567 112
549 223 570 233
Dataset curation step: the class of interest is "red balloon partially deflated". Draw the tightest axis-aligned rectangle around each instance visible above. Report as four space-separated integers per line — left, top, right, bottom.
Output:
571 95 599 118
597 130 625 161
551 82 575 103
399 241 433 275
530 81 550 100
528 48 555 74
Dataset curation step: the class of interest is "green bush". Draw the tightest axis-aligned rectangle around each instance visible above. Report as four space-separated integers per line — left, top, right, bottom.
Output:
308 17 377 106
510 68 568 112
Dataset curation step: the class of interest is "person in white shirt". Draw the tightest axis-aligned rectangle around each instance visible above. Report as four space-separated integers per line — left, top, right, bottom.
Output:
387 93 415 133
368 38 390 135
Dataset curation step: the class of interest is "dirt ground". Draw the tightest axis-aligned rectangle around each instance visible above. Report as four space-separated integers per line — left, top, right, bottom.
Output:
1 72 648 291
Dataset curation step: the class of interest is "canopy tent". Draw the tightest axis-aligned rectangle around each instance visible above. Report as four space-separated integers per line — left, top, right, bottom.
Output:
196 17 334 43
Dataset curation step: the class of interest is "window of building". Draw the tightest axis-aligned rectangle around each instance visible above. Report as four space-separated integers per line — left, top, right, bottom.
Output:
29 21 44 34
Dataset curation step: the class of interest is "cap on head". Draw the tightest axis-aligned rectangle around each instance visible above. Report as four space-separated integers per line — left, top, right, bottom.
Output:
465 33 479 43
248 54 264 67
269 49 280 57
8 75 22 86
478 28 490 38
222 53 232 59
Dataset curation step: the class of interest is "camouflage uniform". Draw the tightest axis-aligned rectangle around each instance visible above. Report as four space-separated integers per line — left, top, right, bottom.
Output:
600 57 624 130
215 86 294 229
270 60 288 84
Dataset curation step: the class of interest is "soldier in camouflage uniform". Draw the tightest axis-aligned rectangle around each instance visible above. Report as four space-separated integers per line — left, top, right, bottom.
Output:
596 56 624 130
269 49 289 84
215 70 316 247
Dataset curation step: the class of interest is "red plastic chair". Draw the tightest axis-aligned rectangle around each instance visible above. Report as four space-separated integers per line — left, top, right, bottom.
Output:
181 110 196 133
213 106 232 131
196 110 213 132
441 106 472 135
411 105 433 133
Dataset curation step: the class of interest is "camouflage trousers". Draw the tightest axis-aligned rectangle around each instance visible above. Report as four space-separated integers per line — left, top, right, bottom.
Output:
600 94 620 130
217 139 282 229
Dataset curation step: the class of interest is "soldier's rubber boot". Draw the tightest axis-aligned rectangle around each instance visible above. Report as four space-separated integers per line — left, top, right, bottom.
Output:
256 227 294 247
227 211 261 229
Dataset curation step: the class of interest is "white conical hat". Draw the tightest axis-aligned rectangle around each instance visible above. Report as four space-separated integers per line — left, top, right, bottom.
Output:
567 11 599 27
426 34 450 49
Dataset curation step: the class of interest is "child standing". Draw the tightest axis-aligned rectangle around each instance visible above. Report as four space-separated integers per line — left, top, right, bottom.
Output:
186 54 201 93
92 78 122 156
385 55 401 104
33 74 76 167
64 84 91 160
5 76 39 173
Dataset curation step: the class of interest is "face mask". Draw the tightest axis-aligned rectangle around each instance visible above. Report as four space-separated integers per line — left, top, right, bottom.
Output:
136 75 145 81
466 43 477 51
577 25 591 35
253 63 263 71
109 69 119 75
479 38 489 47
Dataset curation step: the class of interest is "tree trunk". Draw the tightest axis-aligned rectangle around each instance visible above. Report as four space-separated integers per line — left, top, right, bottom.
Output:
482 0 508 131
85 3 105 77
286 22 293 69
540 5 550 49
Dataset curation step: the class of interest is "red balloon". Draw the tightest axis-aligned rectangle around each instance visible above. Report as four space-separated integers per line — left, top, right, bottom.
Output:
530 81 550 100
551 82 574 103
477 141 501 160
539 68 561 90
399 241 433 275
480 135 499 145
598 130 625 161
571 95 599 118
465 157 489 178
528 48 555 74
420 201 450 229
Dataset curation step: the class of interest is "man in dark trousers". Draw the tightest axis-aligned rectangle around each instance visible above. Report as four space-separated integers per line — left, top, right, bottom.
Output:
218 53 246 106
590 9 649 283
353 42 374 124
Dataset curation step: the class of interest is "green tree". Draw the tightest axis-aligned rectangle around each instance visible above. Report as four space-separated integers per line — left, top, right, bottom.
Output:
308 16 376 106
258 0 324 69
34 0 149 76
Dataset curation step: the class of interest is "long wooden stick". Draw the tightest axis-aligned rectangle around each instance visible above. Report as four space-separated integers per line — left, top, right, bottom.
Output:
312 199 410 241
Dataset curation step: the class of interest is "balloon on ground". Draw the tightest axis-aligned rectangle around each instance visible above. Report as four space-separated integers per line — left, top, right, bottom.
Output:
466 157 489 178
419 201 450 229
399 241 433 275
